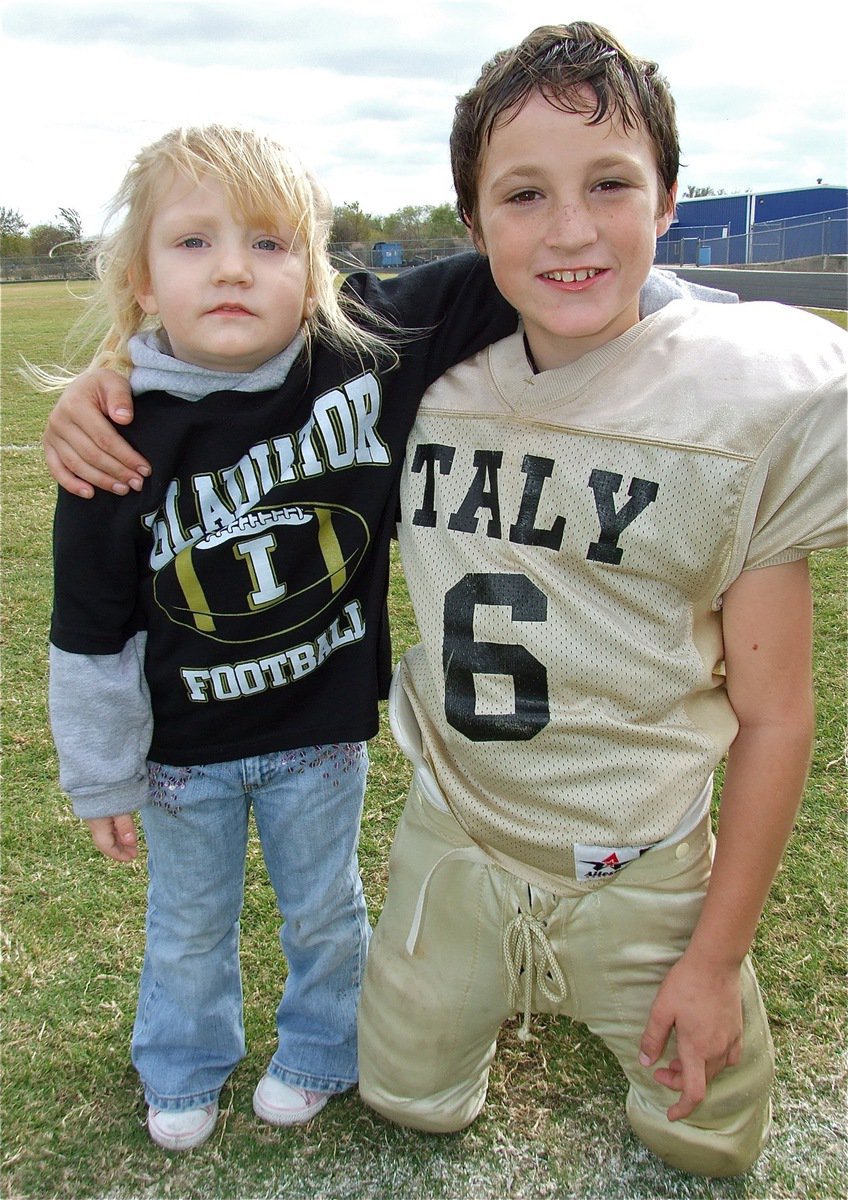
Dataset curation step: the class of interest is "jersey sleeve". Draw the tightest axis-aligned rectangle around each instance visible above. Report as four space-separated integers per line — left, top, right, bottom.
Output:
744 365 848 570
50 488 144 653
50 490 151 816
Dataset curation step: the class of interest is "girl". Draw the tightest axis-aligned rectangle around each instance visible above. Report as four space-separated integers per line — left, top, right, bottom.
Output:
42 124 518 1150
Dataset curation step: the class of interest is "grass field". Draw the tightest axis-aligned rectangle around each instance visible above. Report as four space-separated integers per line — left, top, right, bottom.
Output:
1 281 846 1200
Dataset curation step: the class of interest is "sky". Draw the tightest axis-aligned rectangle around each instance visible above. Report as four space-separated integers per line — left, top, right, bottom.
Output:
2 0 846 238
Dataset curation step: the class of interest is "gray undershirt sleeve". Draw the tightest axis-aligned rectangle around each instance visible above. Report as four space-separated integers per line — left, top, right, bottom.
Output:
49 632 153 819
641 267 738 316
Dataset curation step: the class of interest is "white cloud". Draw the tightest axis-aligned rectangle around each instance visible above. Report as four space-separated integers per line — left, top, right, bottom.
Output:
2 0 845 234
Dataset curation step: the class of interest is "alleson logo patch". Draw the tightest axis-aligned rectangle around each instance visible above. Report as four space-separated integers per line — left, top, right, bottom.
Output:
574 843 651 881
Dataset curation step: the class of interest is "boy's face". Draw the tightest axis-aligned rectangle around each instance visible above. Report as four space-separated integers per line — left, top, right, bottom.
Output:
135 173 313 373
473 90 676 371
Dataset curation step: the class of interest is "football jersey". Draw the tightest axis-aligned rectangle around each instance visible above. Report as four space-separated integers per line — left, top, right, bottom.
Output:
50 254 518 766
397 300 847 892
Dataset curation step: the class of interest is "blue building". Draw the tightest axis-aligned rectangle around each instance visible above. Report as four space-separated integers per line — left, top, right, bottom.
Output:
656 185 847 266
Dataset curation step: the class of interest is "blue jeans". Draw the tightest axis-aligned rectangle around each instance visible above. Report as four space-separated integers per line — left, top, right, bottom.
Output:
132 744 370 1111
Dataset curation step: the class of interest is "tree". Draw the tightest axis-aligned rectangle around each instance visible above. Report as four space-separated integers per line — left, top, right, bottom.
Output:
27 223 74 256
331 201 378 245
425 203 468 240
58 207 83 244
683 186 727 199
381 205 428 240
328 199 474 251
1 207 27 237
1 206 28 256
24 208 85 257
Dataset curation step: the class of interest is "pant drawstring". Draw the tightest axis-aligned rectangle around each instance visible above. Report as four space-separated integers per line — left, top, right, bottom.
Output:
405 845 492 956
503 910 567 1041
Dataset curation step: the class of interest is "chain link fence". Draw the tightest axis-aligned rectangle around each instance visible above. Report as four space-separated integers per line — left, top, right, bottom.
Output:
4 215 846 284
655 211 846 268
1 239 475 283
1 253 95 282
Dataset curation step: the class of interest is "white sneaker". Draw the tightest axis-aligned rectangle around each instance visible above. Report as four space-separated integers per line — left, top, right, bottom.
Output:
252 1074 330 1125
147 1102 218 1151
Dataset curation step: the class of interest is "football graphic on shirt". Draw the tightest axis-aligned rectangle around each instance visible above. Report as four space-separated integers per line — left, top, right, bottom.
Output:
152 503 369 643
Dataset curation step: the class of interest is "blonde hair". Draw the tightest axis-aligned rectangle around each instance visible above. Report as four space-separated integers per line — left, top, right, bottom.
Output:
30 125 396 389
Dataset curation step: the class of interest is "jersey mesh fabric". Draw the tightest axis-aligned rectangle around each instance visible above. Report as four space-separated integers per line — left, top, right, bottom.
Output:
397 301 847 890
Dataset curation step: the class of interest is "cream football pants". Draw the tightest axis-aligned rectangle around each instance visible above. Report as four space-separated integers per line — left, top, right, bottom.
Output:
358 776 774 1178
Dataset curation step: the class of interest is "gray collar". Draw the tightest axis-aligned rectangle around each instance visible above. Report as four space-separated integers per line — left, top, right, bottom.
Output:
129 328 305 400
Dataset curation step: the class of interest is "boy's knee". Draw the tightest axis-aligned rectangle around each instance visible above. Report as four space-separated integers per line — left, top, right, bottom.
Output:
625 955 774 1177
359 1074 485 1135
626 1087 772 1178
358 966 491 1135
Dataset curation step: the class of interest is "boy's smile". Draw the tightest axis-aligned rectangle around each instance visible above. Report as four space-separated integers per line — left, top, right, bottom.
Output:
135 174 313 373
473 91 676 371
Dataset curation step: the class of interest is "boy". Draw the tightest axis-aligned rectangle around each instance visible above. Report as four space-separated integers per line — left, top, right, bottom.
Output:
355 22 847 1177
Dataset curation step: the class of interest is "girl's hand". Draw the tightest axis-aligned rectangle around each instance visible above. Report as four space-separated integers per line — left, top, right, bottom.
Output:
85 814 139 862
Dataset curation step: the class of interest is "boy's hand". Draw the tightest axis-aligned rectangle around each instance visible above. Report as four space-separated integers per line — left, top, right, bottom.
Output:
43 370 150 498
85 814 139 862
638 951 743 1121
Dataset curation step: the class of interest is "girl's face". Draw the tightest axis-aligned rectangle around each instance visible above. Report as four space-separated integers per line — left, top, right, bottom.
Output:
135 173 313 373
